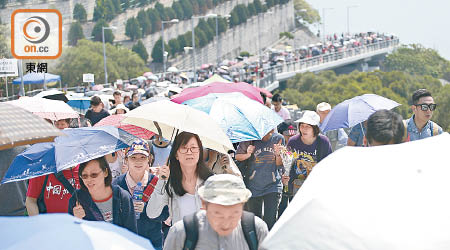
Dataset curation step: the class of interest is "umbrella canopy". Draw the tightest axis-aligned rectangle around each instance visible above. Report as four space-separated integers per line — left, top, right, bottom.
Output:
141 96 169 105
143 71 153 78
122 100 234 154
94 114 154 140
202 74 232 84
320 94 401 133
34 89 68 103
0 214 153 250
200 63 210 70
92 85 104 91
258 87 272 98
147 74 158 81
171 82 264 104
167 66 179 73
67 97 91 115
262 133 450 250
7 96 79 121
12 72 61 85
183 92 283 143
1 126 136 184
0 103 63 150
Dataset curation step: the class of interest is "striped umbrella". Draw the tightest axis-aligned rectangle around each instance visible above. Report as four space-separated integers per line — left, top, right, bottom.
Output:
7 96 79 121
94 114 154 140
0 103 63 150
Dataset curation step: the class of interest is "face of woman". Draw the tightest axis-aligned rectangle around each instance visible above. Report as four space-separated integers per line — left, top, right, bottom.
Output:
80 160 108 193
299 123 314 138
116 109 126 114
127 153 149 175
176 137 200 169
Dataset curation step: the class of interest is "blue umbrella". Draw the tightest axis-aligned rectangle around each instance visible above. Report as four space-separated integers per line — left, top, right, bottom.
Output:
0 214 153 250
320 94 401 133
12 72 61 85
1 126 137 184
182 92 284 143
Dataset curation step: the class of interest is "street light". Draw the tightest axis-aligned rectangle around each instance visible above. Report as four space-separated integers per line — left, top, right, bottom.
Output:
161 19 179 79
321 7 334 41
347 5 359 34
191 13 217 82
102 26 117 85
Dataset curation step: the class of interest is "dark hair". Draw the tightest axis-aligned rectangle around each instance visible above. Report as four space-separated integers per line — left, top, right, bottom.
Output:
260 92 267 104
90 96 102 106
113 91 121 96
69 117 91 128
366 109 404 145
78 157 112 191
298 123 321 137
132 92 138 99
165 132 213 197
412 89 432 105
272 93 282 103
278 120 295 134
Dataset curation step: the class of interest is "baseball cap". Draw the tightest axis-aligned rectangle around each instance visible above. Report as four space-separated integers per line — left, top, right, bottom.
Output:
316 102 331 112
126 140 150 157
198 174 252 206
277 120 298 136
296 110 320 126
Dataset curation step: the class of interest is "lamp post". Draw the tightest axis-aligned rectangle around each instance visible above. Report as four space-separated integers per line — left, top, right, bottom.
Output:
321 7 334 42
161 19 179 79
347 5 359 34
102 26 117 85
191 13 217 83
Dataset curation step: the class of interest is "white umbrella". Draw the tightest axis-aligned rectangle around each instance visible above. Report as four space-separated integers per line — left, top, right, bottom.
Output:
167 66 179 73
122 100 234 154
262 133 450 250
7 96 78 121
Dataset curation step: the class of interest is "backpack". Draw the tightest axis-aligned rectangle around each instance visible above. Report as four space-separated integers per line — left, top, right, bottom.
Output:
182 211 258 250
402 119 439 142
36 172 76 214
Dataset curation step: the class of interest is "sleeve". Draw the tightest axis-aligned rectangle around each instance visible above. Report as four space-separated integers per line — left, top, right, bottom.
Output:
146 178 170 219
236 141 250 155
163 221 185 250
123 193 138 233
337 128 348 146
26 176 45 198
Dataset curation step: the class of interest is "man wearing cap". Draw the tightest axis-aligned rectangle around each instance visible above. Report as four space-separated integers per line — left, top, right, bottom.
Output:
85 96 110 126
163 174 269 250
316 102 348 151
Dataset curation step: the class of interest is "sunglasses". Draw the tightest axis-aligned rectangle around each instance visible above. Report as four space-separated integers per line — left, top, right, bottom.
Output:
80 170 104 180
415 103 437 111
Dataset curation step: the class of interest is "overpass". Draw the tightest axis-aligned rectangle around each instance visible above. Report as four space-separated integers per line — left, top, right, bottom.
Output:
259 39 400 92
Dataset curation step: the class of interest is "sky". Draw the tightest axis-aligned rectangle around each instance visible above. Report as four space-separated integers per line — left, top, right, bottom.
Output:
305 0 450 60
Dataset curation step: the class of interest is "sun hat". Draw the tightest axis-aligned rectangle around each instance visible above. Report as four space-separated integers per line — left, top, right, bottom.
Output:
126 140 150 157
198 174 252 206
110 104 129 115
296 110 320 126
316 102 331 112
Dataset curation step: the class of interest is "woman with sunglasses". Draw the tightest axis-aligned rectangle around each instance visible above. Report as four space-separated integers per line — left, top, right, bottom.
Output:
68 157 137 233
145 132 213 224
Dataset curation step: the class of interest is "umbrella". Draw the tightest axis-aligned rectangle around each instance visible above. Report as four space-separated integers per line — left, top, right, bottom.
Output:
34 89 69 103
127 84 138 90
143 71 153 78
136 76 147 83
91 85 104 91
12 72 61 85
171 82 264 104
141 96 169 105
147 74 158 81
7 96 79 121
202 74 232 84
0 213 153 250
201 64 210 70
1 126 136 184
262 133 450 250
122 100 234 154
183 92 284 143
320 94 401 133
257 87 272 98
167 66 179 73
0 103 63 150
94 114 154 140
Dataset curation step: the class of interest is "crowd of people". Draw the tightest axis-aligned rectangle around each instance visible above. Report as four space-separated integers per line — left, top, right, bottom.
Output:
0 86 444 250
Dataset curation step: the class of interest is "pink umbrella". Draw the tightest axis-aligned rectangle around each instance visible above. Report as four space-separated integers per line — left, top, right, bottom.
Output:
8 96 79 121
127 84 138 90
94 114 154 140
143 72 153 78
92 85 104 91
171 82 264 104
258 87 273 98
201 64 210 70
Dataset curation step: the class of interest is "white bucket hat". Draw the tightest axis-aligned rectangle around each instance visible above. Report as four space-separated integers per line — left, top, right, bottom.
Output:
198 174 252 206
296 110 320 126
316 102 331 112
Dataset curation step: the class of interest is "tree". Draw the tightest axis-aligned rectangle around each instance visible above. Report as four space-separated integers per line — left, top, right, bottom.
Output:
265 0 274 8
293 0 320 24
125 17 142 41
147 9 161 33
73 3 87 23
0 25 10 57
132 40 149 62
164 7 176 20
91 20 115 43
236 4 249 24
151 37 167 63
155 2 166 20
68 21 85 46
177 35 187 52
229 10 239 27
137 10 151 36
55 39 148 86
217 17 228 34
247 3 256 16
180 0 194 19
195 29 208 47
254 0 263 13
197 19 214 41
172 1 184 20
168 38 180 57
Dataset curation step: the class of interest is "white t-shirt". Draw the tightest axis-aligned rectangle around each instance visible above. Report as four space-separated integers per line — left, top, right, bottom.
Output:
273 106 291 120
178 193 197 219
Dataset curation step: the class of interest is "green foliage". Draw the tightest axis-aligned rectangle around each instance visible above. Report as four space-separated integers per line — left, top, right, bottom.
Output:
147 9 161 34
93 0 119 22
279 31 294 39
132 40 149 62
0 0 7 9
247 3 256 16
137 10 151 36
68 22 84 46
164 7 176 21
168 38 180 56
172 1 184 20
125 17 142 41
73 3 87 23
180 0 194 19
0 25 10 57
240 51 251 57
383 44 450 81
254 0 263 13
91 20 115 43
151 38 167 63
197 19 214 41
55 39 148 86
293 0 320 24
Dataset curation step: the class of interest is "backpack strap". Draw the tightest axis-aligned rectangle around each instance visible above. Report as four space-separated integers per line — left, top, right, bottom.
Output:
37 175 50 214
54 171 75 195
241 211 258 250
182 213 199 250
431 121 439 136
142 176 159 202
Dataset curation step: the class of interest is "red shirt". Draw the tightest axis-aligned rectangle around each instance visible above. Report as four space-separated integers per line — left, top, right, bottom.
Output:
27 167 80 213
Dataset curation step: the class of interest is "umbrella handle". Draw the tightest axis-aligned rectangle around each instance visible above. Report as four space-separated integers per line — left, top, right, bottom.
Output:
153 121 162 138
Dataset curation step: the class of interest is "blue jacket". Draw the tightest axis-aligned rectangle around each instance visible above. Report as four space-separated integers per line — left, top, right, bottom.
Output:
112 174 169 249
68 185 137 234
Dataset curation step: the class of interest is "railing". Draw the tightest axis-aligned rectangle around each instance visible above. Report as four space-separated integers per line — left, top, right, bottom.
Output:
258 38 400 89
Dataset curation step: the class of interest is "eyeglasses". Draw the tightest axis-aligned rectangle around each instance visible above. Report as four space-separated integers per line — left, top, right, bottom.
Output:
415 103 437 111
80 170 103 180
178 147 200 154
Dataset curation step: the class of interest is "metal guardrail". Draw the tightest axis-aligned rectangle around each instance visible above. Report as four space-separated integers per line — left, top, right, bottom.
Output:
258 39 400 89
